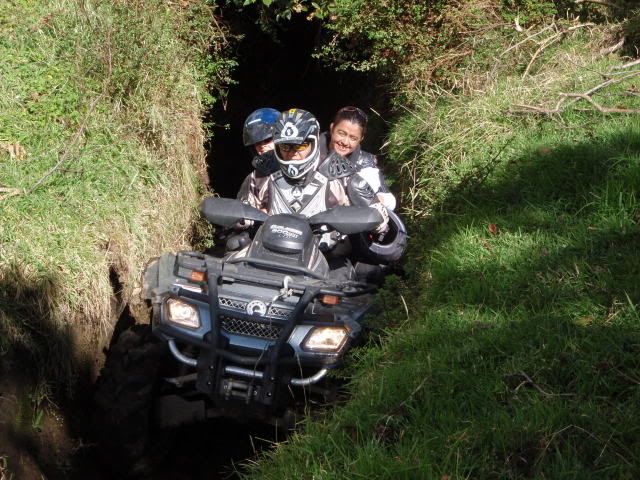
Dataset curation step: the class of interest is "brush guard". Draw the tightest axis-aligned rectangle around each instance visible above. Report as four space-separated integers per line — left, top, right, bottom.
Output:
188 257 327 407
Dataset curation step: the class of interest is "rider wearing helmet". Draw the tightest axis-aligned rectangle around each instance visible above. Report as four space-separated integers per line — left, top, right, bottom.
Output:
237 108 280 203
242 107 280 154
244 108 332 213
226 108 281 251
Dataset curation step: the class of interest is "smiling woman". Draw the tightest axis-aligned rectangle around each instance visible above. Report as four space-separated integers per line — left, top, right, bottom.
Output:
328 106 367 157
323 106 396 210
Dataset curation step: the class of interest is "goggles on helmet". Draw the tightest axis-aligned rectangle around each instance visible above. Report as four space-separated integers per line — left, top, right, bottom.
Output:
278 142 311 153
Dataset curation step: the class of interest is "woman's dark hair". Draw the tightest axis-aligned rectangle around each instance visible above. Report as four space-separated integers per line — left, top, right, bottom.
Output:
332 106 368 135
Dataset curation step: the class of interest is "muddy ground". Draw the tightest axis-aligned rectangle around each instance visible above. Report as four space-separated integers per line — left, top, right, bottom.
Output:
0 378 280 480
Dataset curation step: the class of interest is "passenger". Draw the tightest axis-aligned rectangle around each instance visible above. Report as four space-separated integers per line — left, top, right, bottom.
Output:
236 107 280 203
226 108 281 251
318 107 407 273
320 106 396 211
242 107 279 155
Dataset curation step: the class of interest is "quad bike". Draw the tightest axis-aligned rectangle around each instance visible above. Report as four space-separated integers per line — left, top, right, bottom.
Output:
93 197 389 473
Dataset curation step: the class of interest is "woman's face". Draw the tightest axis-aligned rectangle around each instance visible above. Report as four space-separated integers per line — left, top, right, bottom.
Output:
329 120 364 157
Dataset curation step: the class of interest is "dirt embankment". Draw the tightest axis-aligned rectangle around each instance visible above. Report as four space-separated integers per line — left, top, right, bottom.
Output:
0 1 229 477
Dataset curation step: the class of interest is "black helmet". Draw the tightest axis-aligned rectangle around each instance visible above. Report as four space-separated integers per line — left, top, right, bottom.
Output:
273 109 321 179
354 210 408 264
243 108 280 147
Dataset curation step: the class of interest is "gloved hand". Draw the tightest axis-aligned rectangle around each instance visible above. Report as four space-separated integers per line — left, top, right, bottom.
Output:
376 192 397 211
234 218 254 230
369 202 389 234
226 231 251 251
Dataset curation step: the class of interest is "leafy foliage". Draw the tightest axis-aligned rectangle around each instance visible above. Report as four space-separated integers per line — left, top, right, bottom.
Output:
227 0 639 92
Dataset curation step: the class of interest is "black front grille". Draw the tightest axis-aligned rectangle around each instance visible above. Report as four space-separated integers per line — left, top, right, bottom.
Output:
218 296 292 319
220 316 283 340
267 305 291 319
218 297 247 311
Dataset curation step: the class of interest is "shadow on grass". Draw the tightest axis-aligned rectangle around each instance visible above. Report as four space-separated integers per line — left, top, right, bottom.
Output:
373 127 640 476
413 127 640 309
0 264 100 479
372 308 640 478
438 126 640 217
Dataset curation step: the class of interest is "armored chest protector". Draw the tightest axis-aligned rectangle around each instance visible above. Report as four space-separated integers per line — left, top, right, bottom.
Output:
268 170 330 217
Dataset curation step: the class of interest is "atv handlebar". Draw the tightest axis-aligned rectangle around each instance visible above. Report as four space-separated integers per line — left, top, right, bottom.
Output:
200 197 383 236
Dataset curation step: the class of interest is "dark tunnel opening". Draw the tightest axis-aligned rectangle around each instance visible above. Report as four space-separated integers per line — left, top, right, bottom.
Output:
206 11 389 198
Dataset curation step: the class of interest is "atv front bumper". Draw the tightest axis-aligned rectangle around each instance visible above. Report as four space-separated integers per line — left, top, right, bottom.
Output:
146 252 372 412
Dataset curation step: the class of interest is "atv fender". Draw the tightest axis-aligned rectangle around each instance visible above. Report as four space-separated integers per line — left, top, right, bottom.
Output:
141 257 160 300
142 253 178 302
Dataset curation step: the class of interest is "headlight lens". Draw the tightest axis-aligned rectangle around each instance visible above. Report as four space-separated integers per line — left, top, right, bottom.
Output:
165 298 200 329
302 327 349 353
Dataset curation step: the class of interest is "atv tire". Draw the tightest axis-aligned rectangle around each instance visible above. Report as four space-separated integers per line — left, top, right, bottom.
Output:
93 324 168 477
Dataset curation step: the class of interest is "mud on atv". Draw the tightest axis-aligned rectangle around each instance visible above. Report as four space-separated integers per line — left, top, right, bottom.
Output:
93 198 385 473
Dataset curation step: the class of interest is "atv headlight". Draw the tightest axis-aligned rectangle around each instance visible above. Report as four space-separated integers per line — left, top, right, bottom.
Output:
302 327 349 353
166 298 200 329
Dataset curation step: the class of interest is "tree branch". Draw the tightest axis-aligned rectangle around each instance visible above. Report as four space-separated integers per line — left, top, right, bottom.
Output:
564 93 640 113
0 187 23 201
523 23 595 78
514 70 640 115
574 0 625 9
585 70 640 96
611 58 640 70
600 37 625 56
501 23 556 57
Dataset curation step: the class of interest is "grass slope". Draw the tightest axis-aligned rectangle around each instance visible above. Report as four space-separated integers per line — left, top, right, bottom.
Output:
0 3 229 474
0 0 227 383
245 24 640 480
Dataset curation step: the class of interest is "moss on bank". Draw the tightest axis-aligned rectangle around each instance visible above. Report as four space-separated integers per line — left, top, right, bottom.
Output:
0 2 233 475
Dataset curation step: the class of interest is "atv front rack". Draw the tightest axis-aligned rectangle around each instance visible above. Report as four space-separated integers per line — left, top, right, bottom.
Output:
219 268 378 296
227 256 326 280
193 266 326 403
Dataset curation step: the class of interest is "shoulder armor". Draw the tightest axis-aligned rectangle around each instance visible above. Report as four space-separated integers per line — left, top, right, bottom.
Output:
318 151 356 179
347 173 376 207
252 151 278 177
354 150 377 169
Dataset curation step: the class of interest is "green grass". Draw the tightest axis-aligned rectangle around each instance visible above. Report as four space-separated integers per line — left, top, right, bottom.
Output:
0 0 230 388
0 4 231 473
244 24 640 480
